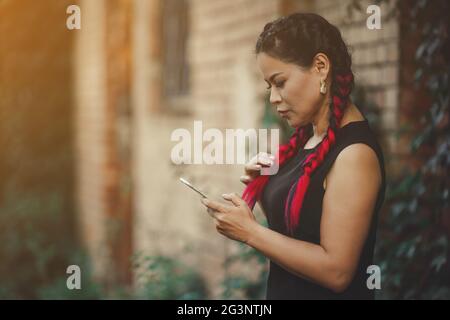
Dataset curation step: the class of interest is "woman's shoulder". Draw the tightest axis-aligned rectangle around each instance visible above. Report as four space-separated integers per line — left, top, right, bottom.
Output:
321 119 385 184
327 141 383 195
336 142 381 171
335 119 382 156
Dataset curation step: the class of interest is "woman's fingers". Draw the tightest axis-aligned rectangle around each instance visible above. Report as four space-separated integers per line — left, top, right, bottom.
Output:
245 163 261 172
244 160 273 176
222 193 245 207
256 155 274 167
249 153 271 165
244 164 262 179
201 198 228 213
207 207 216 218
242 153 276 184
240 175 252 184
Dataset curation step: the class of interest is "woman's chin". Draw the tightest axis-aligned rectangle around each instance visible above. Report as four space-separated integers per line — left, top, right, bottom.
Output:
286 118 303 128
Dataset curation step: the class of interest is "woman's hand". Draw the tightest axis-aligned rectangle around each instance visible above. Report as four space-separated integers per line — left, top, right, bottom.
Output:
200 193 258 244
240 152 275 185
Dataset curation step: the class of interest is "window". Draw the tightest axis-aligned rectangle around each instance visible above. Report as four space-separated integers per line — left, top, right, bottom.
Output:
162 0 190 112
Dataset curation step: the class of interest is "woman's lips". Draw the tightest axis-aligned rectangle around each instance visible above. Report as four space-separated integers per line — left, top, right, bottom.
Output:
277 110 290 117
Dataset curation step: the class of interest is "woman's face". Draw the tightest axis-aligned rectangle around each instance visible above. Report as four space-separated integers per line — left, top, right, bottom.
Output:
256 52 328 128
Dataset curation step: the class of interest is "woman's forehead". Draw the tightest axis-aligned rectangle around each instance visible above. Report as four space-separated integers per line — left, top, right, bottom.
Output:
256 53 290 75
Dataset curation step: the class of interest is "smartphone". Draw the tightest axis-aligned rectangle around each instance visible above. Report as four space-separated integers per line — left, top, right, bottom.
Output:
179 177 208 199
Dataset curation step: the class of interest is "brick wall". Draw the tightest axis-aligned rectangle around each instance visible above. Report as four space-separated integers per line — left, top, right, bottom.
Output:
104 0 134 286
75 0 134 286
315 0 400 164
74 0 109 281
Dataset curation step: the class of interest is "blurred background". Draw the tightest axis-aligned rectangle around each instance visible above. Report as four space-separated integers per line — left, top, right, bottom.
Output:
0 0 448 299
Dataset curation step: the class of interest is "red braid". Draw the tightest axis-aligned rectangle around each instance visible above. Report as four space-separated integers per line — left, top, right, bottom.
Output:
242 124 312 209
243 73 354 235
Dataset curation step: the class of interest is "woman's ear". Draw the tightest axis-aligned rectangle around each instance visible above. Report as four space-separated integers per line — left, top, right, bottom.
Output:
313 53 331 79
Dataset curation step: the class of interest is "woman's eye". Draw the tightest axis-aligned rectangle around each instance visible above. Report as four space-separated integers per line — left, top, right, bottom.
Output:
266 81 284 90
275 81 285 88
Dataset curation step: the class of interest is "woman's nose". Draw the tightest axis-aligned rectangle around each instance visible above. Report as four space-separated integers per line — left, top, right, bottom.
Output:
269 88 282 105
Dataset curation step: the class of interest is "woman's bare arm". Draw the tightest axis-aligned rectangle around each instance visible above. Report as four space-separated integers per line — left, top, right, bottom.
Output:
247 143 382 292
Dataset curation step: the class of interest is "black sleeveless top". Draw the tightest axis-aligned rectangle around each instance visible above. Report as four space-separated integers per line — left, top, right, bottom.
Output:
260 119 386 300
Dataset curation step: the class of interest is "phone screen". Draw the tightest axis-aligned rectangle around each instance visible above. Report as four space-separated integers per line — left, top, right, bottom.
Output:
179 177 208 198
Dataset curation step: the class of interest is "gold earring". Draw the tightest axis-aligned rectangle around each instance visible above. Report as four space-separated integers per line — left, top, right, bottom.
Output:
320 79 327 94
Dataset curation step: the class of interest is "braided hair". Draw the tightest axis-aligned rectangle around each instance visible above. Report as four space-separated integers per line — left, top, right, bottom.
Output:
243 13 355 235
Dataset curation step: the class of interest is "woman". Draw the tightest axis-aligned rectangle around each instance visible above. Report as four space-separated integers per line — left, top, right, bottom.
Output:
201 12 386 300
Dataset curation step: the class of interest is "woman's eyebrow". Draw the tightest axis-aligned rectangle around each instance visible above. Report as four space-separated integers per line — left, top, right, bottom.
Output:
264 72 283 83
